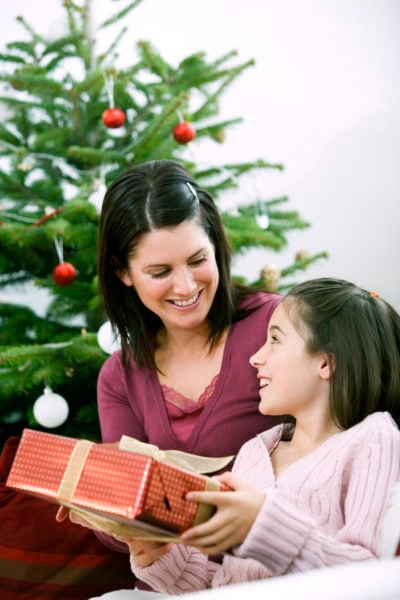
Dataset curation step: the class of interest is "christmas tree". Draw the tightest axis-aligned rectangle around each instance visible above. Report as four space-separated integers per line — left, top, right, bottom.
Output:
0 0 326 446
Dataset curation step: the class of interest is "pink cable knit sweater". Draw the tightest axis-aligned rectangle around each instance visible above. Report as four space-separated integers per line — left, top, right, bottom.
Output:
130 412 400 593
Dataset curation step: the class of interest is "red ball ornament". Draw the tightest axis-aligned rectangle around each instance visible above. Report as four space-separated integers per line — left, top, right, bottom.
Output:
102 107 126 128
173 121 196 144
52 262 77 286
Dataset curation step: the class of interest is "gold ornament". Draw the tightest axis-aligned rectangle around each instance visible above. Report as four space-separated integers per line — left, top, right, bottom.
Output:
92 177 104 191
17 161 33 172
210 129 226 143
261 264 281 292
295 249 310 268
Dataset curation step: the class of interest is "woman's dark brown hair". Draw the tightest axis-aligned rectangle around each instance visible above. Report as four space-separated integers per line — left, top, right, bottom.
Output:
97 160 254 368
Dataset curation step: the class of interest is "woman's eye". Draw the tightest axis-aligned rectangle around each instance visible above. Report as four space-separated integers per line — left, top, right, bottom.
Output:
190 256 207 267
150 270 169 279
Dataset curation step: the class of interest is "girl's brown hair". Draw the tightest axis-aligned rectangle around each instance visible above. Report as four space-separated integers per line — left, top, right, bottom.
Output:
285 278 400 428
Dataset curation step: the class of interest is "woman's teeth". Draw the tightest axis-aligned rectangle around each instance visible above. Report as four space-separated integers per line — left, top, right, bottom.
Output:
172 292 199 307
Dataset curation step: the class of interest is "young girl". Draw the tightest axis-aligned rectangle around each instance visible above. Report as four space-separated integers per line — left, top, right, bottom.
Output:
123 277 400 592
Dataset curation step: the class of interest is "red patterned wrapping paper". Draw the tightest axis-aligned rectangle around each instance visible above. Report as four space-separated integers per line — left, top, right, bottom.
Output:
6 429 225 540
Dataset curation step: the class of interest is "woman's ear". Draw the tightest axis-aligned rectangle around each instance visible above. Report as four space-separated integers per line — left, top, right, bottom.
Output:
116 269 133 287
111 256 133 287
319 353 336 380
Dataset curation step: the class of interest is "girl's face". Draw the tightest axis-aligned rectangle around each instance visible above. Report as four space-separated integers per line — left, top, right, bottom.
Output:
249 302 330 418
118 220 219 334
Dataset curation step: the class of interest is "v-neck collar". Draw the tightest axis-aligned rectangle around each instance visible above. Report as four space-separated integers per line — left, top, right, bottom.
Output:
149 324 236 450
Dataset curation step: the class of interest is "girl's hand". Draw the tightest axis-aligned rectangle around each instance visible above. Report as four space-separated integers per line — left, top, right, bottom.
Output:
180 471 265 554
117 538 171 568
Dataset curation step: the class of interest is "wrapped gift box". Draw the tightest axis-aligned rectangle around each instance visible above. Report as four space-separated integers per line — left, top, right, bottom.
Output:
6 429 227 541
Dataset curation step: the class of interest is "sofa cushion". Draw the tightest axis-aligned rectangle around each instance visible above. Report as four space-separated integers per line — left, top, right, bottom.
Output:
0 436 135 600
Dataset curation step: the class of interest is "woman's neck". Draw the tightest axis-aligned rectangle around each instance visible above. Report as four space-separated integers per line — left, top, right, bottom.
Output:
156 322 212 353
155 324 228 402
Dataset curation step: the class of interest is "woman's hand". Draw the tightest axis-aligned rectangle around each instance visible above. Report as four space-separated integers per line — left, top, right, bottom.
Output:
118 538 171 568
180 471 265 555
55 506 102 531
57 507 170 567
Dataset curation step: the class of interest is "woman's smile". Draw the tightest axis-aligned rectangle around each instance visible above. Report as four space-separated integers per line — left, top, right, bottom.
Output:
118 221 219 332
168 290 201 308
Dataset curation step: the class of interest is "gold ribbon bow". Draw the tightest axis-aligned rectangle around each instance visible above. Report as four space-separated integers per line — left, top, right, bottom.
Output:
118 435 234 473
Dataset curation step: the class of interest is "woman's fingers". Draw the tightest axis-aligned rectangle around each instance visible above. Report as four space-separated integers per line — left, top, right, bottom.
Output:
55 506 69 522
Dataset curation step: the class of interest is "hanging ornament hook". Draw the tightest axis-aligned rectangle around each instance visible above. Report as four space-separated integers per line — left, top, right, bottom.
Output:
101 71 126 128
54 236 64 264
253 179 270 230
103 70 115 108
255 199 270 229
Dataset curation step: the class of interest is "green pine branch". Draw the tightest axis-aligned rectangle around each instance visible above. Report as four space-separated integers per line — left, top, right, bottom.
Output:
0 0 327 443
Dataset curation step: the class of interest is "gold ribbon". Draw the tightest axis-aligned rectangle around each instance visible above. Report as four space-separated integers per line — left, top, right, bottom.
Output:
57 439 94 503
191 474 221 526
119 435 234 473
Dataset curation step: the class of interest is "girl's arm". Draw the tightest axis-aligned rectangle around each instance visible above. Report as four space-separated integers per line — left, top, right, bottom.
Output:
129 542 219 593
128 540 271 592
235 423 400 574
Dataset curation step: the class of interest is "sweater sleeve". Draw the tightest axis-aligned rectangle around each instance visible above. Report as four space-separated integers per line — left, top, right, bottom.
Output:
95 352 148 555
235 417 400 574
129 545 219 594
130 545 271 593
97 352 148 443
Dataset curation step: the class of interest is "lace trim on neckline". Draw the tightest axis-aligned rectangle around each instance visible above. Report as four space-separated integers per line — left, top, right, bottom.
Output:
161 373 219 411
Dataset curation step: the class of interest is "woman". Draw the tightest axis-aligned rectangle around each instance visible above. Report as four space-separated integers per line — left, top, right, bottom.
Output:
94 159 281 566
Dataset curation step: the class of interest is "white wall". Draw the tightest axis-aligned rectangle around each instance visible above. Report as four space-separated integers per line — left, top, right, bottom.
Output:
1 0 399 309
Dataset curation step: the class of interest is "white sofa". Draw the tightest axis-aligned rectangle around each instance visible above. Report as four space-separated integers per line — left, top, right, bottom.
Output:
90 556 400 600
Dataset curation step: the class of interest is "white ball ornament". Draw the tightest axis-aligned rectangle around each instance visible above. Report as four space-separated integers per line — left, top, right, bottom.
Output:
33 386 69 428
255 212 270 229
97 321 121 354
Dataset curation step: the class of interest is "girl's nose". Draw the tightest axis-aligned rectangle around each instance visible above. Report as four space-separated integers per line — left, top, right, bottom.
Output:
249 343 267 368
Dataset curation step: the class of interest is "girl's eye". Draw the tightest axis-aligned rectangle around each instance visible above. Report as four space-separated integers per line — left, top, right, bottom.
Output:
270 335 279 344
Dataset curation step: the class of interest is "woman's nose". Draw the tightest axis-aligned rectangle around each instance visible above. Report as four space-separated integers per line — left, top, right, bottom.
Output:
173 269 197 295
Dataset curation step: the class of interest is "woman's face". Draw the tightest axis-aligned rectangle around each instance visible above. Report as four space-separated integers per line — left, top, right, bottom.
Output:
118 220 219 334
